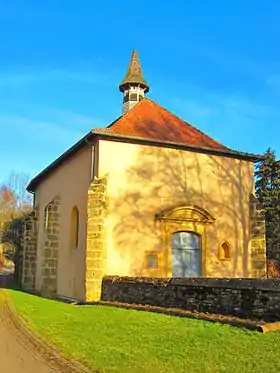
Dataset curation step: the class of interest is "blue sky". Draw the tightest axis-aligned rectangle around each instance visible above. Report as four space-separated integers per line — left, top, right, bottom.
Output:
1 0 280 185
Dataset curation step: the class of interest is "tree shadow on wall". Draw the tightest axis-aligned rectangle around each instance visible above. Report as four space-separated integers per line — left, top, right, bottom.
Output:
111 142 254 278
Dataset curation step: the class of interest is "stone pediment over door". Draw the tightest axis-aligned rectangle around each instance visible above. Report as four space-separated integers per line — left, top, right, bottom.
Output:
156 205 215 224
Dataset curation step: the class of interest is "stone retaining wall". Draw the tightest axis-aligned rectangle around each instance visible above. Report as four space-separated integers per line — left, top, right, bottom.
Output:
101 276 280 321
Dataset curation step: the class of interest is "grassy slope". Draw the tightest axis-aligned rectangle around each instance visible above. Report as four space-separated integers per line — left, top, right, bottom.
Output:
8 289 280 373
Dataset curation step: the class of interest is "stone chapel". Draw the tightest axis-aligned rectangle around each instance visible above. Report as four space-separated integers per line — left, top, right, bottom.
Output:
22 49 267 302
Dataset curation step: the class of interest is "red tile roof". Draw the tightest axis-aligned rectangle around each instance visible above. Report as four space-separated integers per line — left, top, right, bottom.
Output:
28 98 263 193
94 98 228 150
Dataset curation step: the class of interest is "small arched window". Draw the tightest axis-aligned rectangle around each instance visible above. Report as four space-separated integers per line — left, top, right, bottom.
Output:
70 206 79 249
44 203 52 231
219 241 231 261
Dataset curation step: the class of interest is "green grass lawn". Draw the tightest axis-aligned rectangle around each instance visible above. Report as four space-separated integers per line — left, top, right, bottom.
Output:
7 289 280 373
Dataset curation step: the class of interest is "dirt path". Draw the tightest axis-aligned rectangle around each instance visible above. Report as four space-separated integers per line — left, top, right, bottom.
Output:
0 269 91 373
0 295 54 372
0 272 56 372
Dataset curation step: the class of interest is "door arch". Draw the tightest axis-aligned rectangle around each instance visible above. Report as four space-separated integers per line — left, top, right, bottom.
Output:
156 205 215 277
172 231 201 277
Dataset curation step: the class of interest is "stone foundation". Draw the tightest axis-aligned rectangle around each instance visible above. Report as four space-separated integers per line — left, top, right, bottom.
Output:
101 276 280 321
85 177 107 301
250 194 267 278
41 196 60 297
22 210 38 291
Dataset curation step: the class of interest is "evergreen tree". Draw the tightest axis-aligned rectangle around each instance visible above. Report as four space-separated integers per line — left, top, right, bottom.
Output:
255 148 280 260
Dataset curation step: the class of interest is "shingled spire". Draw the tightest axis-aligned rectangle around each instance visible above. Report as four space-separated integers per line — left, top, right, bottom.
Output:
119 49 149 114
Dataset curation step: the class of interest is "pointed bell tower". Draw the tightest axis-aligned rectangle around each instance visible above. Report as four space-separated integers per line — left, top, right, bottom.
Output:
119 49 149 114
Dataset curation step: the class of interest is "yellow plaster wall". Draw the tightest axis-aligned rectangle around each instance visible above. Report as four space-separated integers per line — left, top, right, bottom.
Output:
98 139 256 278
34 146 93 300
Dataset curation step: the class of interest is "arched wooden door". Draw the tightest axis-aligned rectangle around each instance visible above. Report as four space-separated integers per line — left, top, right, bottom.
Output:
171 231 201 277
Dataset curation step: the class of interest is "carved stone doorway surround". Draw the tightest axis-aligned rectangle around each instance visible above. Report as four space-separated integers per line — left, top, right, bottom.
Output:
155 205 215 277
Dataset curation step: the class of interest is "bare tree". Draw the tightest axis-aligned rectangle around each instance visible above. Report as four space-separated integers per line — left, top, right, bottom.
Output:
0 185 18 227
6 171 32 210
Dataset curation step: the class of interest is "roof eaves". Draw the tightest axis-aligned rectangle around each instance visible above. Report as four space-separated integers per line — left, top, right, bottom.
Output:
27 131 96 193
95 131 264 162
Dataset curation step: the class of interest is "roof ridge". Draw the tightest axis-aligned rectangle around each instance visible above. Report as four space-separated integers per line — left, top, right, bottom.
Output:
93 99 149 133
106 98 148 128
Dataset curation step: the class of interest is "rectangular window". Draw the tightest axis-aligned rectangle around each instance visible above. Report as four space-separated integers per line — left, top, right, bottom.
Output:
130 93 138 101
147 253 158 270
